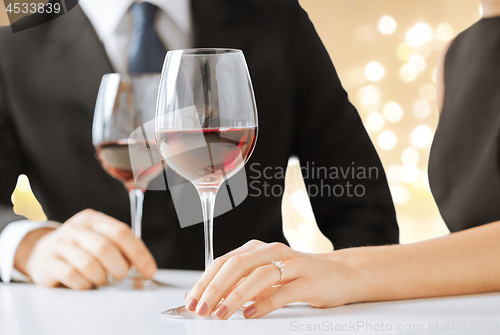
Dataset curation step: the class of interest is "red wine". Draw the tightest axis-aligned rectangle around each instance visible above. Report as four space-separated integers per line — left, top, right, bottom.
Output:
96 140 163 191
157 127 257 186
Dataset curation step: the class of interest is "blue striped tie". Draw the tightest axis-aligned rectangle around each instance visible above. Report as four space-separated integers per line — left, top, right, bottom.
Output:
128 2 167 73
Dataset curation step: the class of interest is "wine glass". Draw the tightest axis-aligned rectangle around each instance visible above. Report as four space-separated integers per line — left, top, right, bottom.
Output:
155 49 258 318
93 73 165 290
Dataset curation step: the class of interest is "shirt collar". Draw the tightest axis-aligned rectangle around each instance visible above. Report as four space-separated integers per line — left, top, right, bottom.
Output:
79 0 190 38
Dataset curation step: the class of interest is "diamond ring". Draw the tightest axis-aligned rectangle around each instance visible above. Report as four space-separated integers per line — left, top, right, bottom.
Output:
270 260 285 287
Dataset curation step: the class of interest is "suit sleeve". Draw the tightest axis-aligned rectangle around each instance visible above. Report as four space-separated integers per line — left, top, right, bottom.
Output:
290 3 399 248
0 36 27 233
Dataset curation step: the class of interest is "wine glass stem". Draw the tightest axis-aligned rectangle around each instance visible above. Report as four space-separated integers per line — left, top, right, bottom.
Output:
129 188 145 239
199 189 217 269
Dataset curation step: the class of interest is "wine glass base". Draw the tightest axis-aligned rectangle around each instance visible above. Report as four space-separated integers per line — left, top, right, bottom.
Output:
112 276 158 290
102 268 168 290
161 305 218 319
161 305 245 320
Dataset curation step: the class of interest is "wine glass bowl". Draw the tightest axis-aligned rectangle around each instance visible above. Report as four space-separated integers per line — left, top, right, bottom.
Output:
156 126 257 188
93 73 165 290
155 48 258 317
95 139 163 191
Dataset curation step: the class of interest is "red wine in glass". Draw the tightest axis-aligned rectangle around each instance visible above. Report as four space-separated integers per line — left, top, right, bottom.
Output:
156 49 258 317
157 127 257 185
96 140 163 191
93 73 166 290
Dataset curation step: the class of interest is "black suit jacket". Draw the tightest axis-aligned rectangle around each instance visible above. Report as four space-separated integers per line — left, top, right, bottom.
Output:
0 0 399 270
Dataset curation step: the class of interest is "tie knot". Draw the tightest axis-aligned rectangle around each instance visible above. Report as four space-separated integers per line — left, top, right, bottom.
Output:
130 2 159 30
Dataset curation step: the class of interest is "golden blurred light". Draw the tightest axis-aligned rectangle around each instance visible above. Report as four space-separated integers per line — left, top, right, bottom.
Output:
401 164 420 183
15 175 31 193
378 15 397 35
288 156 300 166
357 84 382 106
285 226 314 252
300 206 316 221
366 112 385 131
406 23 433 47
382 101 404 123
432 67 438 84
413 171 430 190
399 63 418 82
291 241 314 253
424 172 431 190
480 4 483 17
290 190 310 211
347 67 368 88
436 23 454 42
390 184 410 204
412 99 432 119
418 44 432 59
396 43 415 62
357 25 377 43
419 83 436 101
387 164 403 184
298 221 316 241
364 61 385 82
401 147 420 165
378 130 397 150
409 54 426 73
11 174 46 222
410 125 434 149
283 228 299 245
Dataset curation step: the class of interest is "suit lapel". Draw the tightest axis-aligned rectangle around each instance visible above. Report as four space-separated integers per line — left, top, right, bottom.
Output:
44 5 114 120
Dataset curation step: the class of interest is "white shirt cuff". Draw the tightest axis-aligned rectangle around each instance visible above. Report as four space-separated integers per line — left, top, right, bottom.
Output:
0 220 61 283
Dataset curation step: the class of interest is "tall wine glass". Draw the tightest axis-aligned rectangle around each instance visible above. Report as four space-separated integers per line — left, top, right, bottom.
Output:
155 49 258 318
93 73 165 290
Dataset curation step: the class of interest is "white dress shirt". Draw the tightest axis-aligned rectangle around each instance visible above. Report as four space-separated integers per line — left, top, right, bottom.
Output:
80 0 191 72
0 0 191 283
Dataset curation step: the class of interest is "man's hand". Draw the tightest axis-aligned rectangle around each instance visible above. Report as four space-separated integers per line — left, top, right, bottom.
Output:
14 209 157 290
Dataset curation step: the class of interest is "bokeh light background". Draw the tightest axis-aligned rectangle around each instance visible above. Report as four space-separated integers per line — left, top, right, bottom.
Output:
0 1 482 253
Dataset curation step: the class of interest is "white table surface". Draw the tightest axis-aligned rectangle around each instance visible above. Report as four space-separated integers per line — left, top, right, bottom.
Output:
1 269 499 335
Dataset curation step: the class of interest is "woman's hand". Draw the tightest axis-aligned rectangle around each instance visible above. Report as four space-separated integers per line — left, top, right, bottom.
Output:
184 240 354 319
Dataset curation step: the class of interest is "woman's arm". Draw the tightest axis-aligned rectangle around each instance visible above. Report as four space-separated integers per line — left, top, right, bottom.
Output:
184 221 500 319
346 221 500 304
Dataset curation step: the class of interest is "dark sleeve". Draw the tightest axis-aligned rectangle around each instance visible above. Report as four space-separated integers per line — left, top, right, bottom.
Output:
0 31 27 233
290 3 399 248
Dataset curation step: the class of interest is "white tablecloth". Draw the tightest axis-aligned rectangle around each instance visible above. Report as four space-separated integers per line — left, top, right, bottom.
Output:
1 269 499 335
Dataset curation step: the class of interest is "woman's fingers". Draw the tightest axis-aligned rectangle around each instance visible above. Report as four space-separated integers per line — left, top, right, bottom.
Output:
213 260 301 319
189 242 292 316
243 278 310 319
55 241 108 286
185 240 266 312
